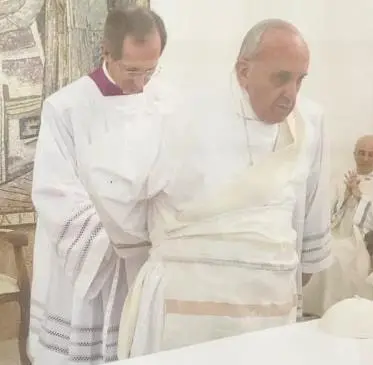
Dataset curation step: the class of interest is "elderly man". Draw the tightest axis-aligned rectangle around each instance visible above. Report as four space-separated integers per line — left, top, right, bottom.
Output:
29 7 168 364
304 135 373 316
86 19 332 357
332 135 373 236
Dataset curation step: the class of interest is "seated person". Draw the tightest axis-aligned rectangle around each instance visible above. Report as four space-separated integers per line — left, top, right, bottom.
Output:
303 135 373 316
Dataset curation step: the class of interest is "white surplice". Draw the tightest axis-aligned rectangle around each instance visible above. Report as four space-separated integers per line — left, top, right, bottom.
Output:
85 76 332 358
303 172 373 316
28 68 171 364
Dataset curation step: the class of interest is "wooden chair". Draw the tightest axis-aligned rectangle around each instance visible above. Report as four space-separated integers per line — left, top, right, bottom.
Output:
0 229 31 365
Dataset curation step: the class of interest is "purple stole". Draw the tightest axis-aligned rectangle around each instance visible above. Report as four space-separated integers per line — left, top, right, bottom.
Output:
89 67 123 96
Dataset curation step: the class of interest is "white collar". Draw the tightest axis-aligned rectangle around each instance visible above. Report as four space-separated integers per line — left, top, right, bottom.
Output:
360 172 373 180
230 72 260 121
103 62 117 86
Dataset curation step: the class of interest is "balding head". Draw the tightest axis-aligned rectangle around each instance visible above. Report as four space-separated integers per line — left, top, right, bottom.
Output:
235 19 309 123
238 19 307 59
354 135 373 175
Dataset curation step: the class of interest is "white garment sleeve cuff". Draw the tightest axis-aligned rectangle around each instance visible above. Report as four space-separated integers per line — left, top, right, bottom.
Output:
301 227 332 274
301 248 333 274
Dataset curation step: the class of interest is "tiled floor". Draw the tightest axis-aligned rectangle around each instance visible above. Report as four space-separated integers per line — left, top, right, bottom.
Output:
0 340 20 365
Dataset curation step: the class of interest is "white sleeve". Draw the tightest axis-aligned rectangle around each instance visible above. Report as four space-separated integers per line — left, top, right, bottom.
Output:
301 114 333 274
354 196 373 233
33 101 118 301
86 102 176 258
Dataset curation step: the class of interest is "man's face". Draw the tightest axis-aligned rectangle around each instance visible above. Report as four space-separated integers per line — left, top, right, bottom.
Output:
105 32 162 94
237 29 309 123
354 139 373 175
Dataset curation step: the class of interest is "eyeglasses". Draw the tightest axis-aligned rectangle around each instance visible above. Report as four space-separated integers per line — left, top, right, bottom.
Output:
117 62 161 79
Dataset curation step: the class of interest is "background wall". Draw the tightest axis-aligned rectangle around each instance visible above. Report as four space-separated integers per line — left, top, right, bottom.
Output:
152 0 373 183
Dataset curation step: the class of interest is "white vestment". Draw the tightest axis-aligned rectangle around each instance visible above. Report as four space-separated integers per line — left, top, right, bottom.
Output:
28 67 168 364
303 173 373 316
86 77 332 358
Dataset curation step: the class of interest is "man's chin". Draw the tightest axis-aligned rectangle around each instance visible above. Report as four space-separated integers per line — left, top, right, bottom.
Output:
273 108 293 123
357 167 373 175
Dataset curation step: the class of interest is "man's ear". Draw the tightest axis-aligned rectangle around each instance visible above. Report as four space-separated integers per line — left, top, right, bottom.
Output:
236 57 253 87
101 41 111 61
236 58 248 78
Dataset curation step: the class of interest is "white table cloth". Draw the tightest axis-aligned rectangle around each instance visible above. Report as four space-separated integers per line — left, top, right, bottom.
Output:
113 320 373 365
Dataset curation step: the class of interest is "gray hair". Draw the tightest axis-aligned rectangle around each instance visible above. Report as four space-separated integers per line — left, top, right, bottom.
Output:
238 19 303 59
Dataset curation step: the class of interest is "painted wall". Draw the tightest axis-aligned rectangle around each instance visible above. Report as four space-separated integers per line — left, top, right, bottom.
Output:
152 0 373 183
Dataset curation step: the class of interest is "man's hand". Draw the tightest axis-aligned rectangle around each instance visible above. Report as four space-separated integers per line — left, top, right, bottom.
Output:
344 170 361 200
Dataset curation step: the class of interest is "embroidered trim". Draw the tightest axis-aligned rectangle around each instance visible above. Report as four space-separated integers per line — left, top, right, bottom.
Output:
165 295 297 317
303 227 330 243
301 246 331 265
75 221 104 276
30 307 119 363
58 203 93 245
162 255 298 272
64 212 95 270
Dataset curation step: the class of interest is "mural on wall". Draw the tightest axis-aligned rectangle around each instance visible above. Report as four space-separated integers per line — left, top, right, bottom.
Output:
0 0 150 228
0 0 45 227
43 0 150 98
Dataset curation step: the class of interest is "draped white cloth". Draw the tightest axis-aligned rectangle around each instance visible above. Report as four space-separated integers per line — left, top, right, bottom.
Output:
303 173 373 316
28 73 170 364
85 76 332 358
118 114 303 357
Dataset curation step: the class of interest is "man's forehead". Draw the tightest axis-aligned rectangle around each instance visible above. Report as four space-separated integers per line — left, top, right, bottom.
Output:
258 28 307 51
121 32 161 59
356 144 373 151
255 61 308 76
252 47 309 75
356 136 373 150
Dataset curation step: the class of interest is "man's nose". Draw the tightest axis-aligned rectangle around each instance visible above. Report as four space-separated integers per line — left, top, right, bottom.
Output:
283 82 299 101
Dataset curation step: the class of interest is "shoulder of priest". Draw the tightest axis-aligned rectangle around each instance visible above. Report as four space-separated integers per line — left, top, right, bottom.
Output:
43 77 91 112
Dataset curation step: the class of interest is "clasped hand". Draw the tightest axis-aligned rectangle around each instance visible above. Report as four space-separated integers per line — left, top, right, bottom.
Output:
344 170 361 200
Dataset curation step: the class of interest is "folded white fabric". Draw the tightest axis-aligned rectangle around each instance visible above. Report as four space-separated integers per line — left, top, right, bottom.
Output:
319 296 373 338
